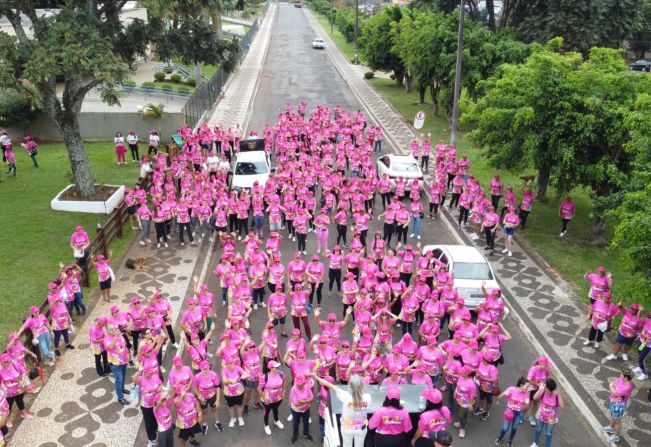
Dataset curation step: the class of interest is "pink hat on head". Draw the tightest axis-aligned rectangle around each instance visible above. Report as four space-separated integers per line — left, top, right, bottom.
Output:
327 313 337 320
267 360 281 369
291 328 301 336
97 254 105 261
0 354 11 363
187 297 197 305
48 282 58 290
536 356 551 367
461 365 473 376
630 303 640 312
422 387 443 404
110 305 119 313
386 386 401 400
172 356 183 366
597 266 606 272
76 226 84 232
131 296 140 305
97 317 108 326
199 360 211 370
467 339 479 350
294 374 307 386
30 306 40 314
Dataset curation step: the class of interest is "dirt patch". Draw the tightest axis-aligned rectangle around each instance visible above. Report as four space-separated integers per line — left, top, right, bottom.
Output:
59 184 120 201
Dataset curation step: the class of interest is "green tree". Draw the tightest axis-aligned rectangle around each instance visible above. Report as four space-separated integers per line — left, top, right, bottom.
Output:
465 44 642 242
359 6 405 86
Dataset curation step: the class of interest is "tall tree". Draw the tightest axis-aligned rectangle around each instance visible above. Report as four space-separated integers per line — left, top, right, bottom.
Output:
359 6 406 86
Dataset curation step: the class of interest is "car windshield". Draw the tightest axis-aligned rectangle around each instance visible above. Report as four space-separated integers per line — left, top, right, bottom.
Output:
235 160 268 175
393 161 419 172
453 262 493 280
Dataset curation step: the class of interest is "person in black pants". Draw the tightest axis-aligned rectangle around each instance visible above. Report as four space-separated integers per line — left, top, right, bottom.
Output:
481 206 499 255
290 374 314 444
91 317 111 377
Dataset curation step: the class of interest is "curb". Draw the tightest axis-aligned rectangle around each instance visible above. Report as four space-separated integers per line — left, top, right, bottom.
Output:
305 8 614 446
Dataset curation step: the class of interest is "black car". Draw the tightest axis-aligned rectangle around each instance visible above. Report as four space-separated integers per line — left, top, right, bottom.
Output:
629 59 651 72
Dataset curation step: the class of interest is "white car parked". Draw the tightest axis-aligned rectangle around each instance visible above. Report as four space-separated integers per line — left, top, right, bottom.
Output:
376 154 424 189
312 38 325 49
231 150 272 190
422 244 500 310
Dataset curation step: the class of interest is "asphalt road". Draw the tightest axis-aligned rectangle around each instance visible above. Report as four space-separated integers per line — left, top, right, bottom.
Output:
137 3 601 447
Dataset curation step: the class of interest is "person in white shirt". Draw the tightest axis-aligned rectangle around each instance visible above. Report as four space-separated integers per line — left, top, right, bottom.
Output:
311 373 371 447
127 129 139 162
0 130 11 162
148 130 160 155
206 151 220 177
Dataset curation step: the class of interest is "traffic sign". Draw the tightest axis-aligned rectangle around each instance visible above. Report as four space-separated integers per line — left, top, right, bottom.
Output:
414 110 425 129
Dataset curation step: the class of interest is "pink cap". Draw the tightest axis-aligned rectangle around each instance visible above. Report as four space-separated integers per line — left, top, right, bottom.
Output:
267 360 281 369
536 356 551 366
597 266 606 272
291 328 301 336
386 386 401 400
130 296 140 304
48 282 58 290
75 226 84 232
0 354 11 363
29 305 40 314
294 374 306 386
327 313 336 321
187 298 197 305
97 317 108 326
110 305 119 313
422 387 443 404
172 356 183 366
199 360 211 370
461 365 473 376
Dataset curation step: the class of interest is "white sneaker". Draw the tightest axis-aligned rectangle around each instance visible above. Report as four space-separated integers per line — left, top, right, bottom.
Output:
164 242 169 248
637 373 648 381
622 353 629 361
238 236 241 240
180 242 184 246
264 425 271 435
530 443 539 447
605 354 617 361
317 249 321 254
261 302 267 308
287 413 293 422
254 304 258 310
309 417 312 424
594 342 600 349
275 420 284 429
238 417 245 426
501 248 508 253
417 235 421 240
146 239 152 243
157 243 161 249
410 234 415 238
508 251 512 256
459 429 465 438
139 241 145 246
633 367 642 374
559 232 564 237
583 340 591 346
454 422 460 428
229 418 236 428
172 343 179 349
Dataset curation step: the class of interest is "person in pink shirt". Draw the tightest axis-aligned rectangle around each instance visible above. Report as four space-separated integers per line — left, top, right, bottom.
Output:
313 209 331 253
601 369 634 444
192 360 223 432
495 377 532 445
260 360 286 435
0 354 34 419
18 306 55 366
222 356 249 427
473 350 499 421
134 363 163 444
174 385 207 446
240 340 263 415
412 388 451 442
104 323 131 405
92 251 114 303
153 392 175 447
501 206 520 257
306 255 325 309
289 374 315 443
481 205 500 255
70 225 90 269
558 196 576 237
368 386 412 447
315 308 351 345
452 365 477 438
518 187 534 228
606 303 643 362
583 265 612 304
583 292 621 350
290 283 312 339
531 378 564 447
489 174 504 209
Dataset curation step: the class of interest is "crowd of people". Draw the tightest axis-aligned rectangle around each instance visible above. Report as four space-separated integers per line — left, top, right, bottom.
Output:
0 103 647 447
0 130 39 178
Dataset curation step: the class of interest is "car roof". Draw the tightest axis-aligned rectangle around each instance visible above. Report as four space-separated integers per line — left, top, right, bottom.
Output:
423 244 488 263
236 151 267 162
314 38 324 41
384 154 417 162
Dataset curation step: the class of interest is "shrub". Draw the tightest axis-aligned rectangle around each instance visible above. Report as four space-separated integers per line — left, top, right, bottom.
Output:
154 71 166 82
161 84 173 91
122 79 136 86
142 81 156 89
389 73 396 80
176 85 191 93
364 71 375 80
170 73 182 83
186 76 196 85
0 88 40 126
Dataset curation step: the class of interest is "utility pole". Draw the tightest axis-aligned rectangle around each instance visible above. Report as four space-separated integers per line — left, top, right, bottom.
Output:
354 0 359 64
450 0 465 147
330 0 334 35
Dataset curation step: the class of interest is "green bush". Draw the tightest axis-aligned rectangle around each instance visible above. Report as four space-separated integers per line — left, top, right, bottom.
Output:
161 84 173 91
0 88 40 126
170 73 182 83
364 71 375 79
154 71 166 82
142 81 156 89
186 76 196 85
176 85 191 93
389 73 396 80
122 79 136 87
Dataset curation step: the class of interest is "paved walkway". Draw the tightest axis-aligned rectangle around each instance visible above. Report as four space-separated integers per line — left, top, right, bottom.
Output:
206 3 277 132
305 8 650 447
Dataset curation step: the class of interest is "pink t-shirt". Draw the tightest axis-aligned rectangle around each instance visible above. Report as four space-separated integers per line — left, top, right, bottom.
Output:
221 366 245 396
193 371 221 399
290 384 314 412
504 386 530 411
174 393 200 429
454 376 477 408
139 374 163 408
418 407 452 437
24 315 50 336
610 377 633 405
368 406 413 435
169 365 193 390
154 399 174 431
260 371 285 403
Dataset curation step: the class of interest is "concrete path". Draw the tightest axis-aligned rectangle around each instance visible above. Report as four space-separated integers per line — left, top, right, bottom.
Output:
206 4 277 132
305 7 650 447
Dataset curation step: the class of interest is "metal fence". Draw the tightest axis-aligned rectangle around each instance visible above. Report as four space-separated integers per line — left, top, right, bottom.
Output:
182 18 261 128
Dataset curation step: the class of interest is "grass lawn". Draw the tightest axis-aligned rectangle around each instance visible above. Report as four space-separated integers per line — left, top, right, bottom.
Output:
312 12 362 64
0 142 141 344
366 79 641 309
151 80 195 92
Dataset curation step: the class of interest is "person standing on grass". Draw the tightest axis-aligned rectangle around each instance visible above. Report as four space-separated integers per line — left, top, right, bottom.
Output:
558 196 576 237
92 251 114 303
18 306 55 367
0 354 34 420
606 303 643 362
70 225 90 272
114 131 127 165
4 146 16 177
584 265 612 305
501 206 520 257
530 378 564 447
601 369 634 444
518 187 534 229
21 136 38 168
148 130 160 155
127 129 139 162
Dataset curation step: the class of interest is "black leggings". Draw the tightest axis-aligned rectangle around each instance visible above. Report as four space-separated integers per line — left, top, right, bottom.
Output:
95 350 110 376
263 400 282 425
228 214 238 233
8 393 26 411
129 144 139 161
179 222 194 243
383 222 395 245
286 219 295 238
484 226 496 249
291 408 310 437
297 232 307 252
381 192 391 209
429 202 439 214
328 268 341 292
458 206 470 225
396 224 408 244
165 324 176 345
309 282 323 305
336 224 347 245
421 155 429 171
449 193 461 209
519 209 530 228
562 218 570 233
588 326 605 342
54 329 70 348
238 218 249 237
141 405 157 442
154 221 167 243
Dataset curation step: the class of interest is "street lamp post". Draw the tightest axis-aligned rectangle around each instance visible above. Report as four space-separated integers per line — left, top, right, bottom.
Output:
450 0 465 147
354 0 359 64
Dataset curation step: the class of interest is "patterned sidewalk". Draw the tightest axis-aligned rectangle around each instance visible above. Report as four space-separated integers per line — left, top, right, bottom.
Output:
305 8 650 447
206 3 277 131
